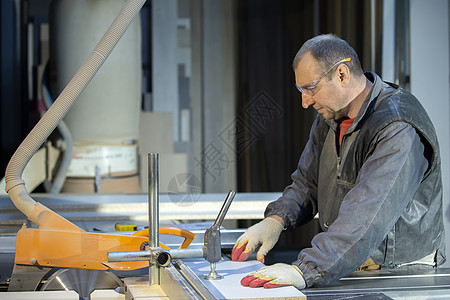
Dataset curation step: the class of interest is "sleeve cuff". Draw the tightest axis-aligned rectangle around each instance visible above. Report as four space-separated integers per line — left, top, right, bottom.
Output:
292 260 320 288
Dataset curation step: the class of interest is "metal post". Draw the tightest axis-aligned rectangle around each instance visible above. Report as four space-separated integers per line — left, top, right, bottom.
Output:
148 153 159 285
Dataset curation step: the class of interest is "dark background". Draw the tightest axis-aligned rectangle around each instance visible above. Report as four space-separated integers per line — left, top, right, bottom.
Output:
0 0 382 193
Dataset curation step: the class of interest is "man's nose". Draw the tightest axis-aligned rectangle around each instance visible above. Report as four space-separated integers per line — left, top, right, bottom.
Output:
301 94 315 109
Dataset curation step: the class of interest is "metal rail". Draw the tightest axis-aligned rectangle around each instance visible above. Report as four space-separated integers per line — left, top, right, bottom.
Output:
148 153 160 285
173 260 219 300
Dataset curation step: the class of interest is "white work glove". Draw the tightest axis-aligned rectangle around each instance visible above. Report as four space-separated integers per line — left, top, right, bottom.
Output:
241 263 306 289
231 217 284 263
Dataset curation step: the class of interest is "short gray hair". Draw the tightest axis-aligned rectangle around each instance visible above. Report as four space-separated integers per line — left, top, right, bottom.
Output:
293 34 364 77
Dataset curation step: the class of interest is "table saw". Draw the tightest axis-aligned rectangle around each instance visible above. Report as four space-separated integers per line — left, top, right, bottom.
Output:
1 189 450 299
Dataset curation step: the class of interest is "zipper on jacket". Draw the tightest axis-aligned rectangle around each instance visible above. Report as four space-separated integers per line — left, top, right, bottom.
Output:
336 133 346 178
336 129 342 177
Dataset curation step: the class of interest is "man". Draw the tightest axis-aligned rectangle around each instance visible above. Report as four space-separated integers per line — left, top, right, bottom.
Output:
231 34 445 289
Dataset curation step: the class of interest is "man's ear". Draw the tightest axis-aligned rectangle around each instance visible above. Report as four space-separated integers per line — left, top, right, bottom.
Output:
337 64 350 87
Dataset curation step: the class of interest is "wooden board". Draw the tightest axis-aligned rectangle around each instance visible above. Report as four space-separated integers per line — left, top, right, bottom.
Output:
184 259 306 300
0 291 79 300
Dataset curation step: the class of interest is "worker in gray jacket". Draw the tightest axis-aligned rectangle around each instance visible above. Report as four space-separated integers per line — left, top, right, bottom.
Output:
231 34 445 289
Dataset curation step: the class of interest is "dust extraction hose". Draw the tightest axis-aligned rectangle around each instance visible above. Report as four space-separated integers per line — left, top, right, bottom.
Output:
4 0 146 222
42 83 73 194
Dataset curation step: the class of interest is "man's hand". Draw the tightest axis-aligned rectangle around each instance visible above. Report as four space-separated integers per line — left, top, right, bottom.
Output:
231 216 284 263
241 263 306 289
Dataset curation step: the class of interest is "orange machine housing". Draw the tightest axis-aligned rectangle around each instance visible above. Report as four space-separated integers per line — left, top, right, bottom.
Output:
14 202 195 271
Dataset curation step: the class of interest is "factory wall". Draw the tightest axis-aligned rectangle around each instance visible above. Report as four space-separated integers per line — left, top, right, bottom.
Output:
409 0 450 267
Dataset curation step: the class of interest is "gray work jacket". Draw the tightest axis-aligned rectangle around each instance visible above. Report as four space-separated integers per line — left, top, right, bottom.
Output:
265 72 445 287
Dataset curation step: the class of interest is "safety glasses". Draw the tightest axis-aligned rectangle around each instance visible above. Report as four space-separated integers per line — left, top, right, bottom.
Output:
296 57 351 96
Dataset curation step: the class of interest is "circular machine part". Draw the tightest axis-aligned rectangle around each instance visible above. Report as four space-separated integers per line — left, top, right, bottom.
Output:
40 269 124 299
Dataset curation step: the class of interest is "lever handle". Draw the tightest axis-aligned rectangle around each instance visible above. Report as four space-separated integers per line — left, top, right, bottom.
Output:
213 190 236 228
204 190 236 276
204 190 236 265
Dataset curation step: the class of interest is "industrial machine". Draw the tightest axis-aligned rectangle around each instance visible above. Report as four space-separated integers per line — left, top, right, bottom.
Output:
3 0 450 299
1 1 304 298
